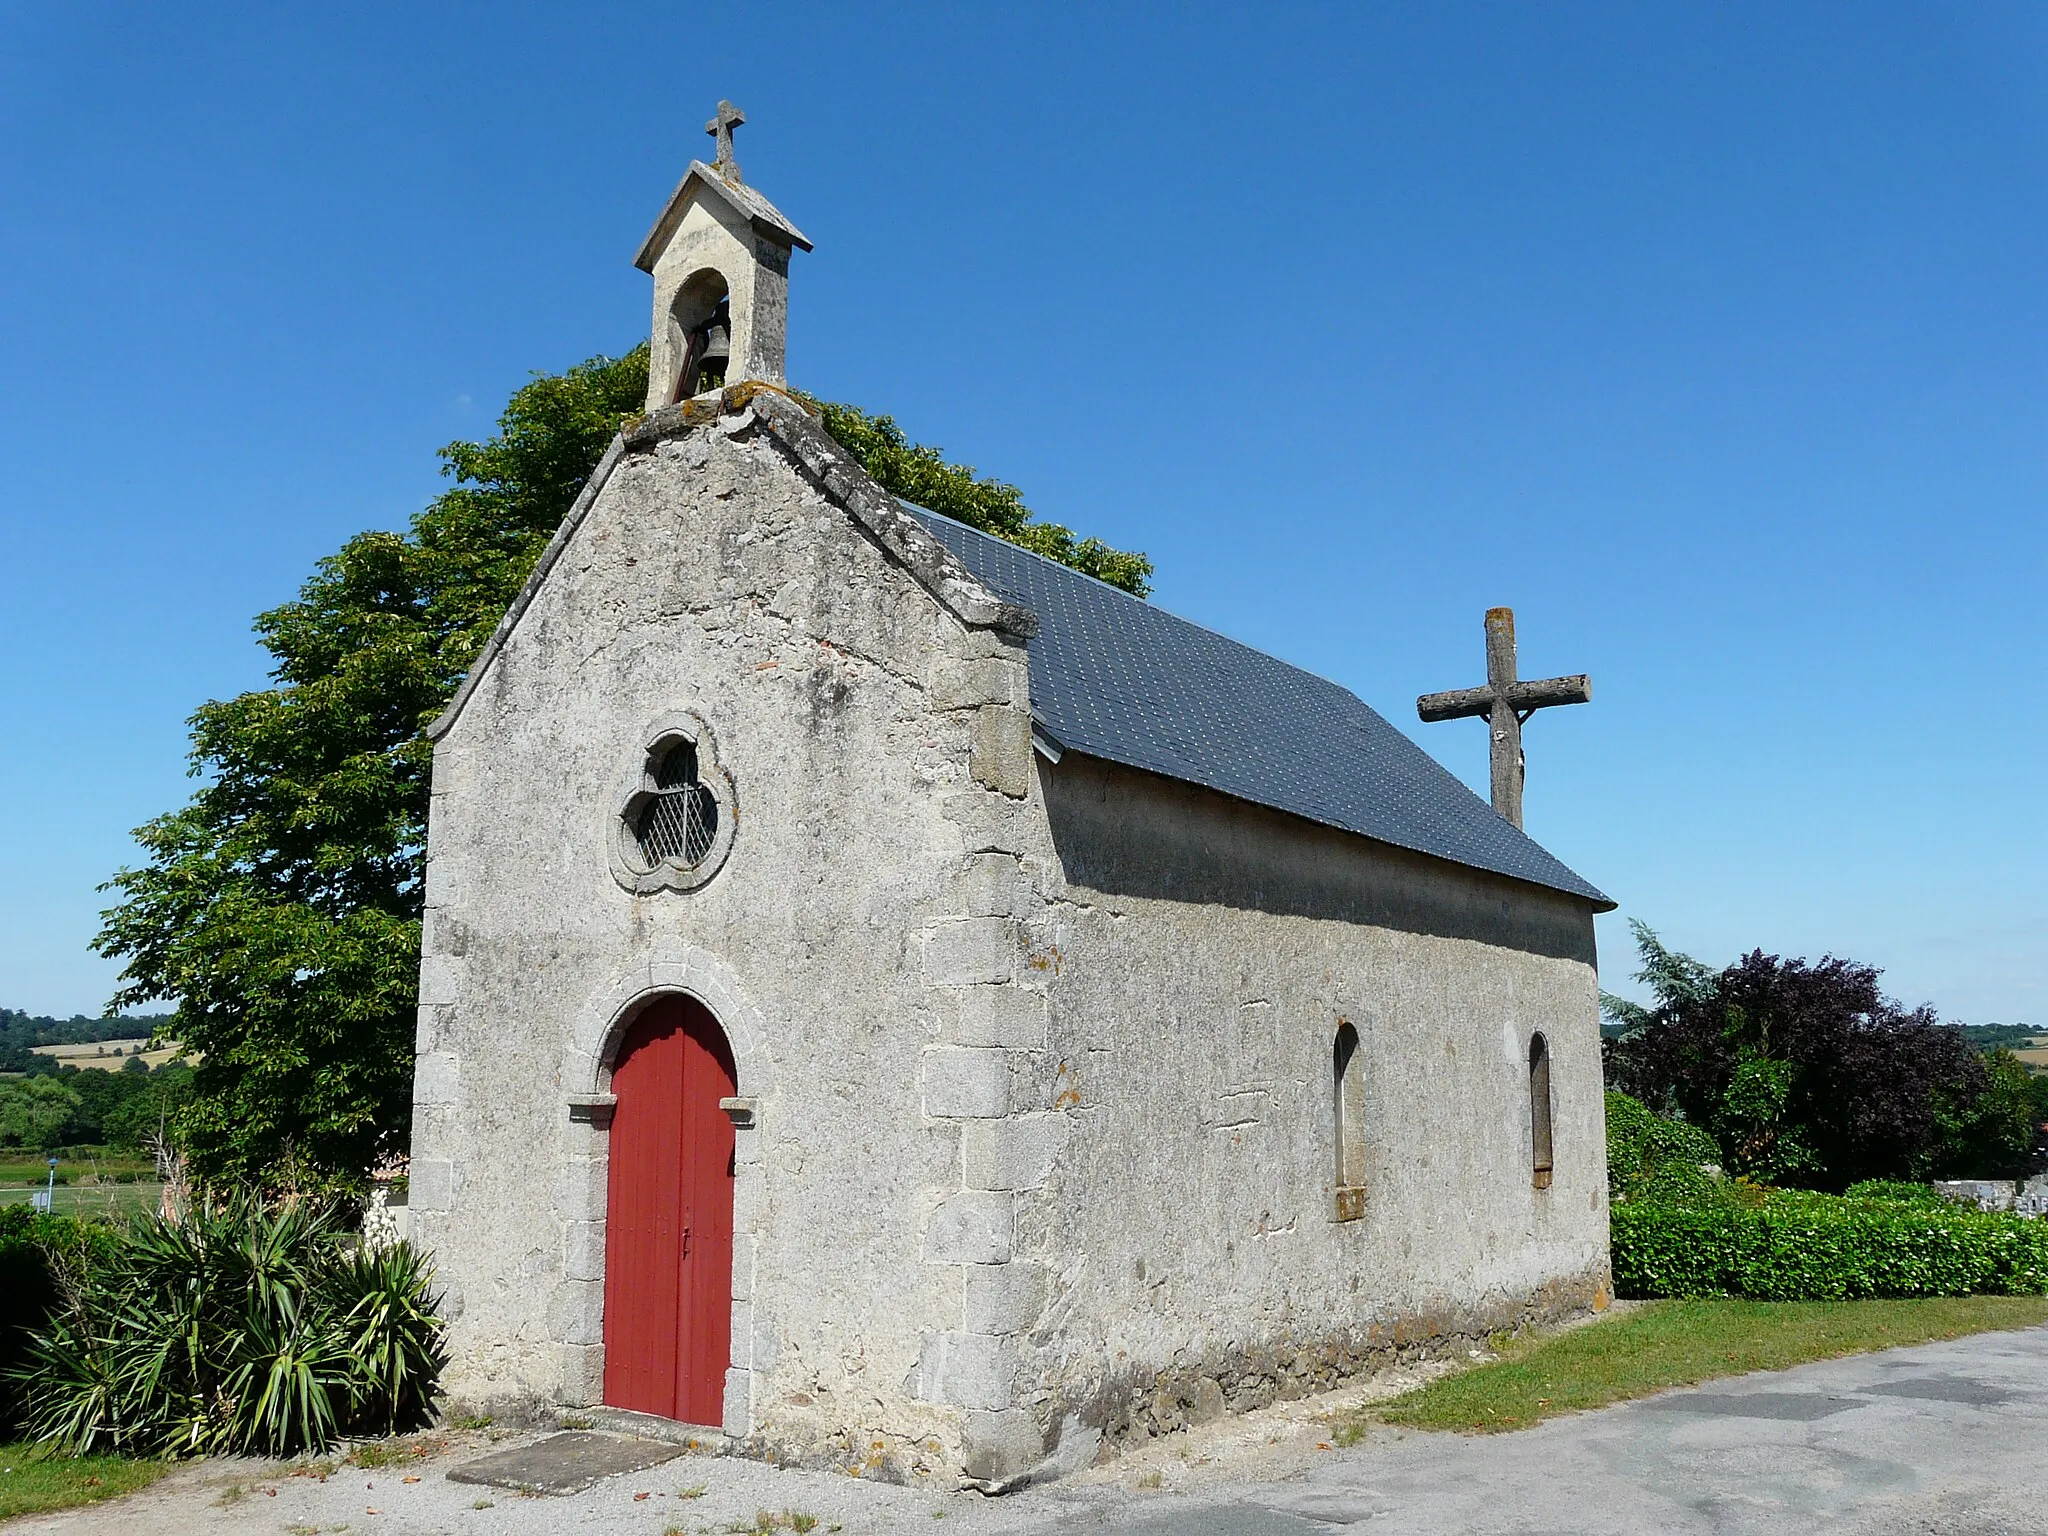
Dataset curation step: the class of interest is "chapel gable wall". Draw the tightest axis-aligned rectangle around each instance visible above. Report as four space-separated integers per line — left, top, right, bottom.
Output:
410 409 1051 1476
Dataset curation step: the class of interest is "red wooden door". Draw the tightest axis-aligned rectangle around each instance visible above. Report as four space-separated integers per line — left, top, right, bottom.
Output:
603 995 737 1424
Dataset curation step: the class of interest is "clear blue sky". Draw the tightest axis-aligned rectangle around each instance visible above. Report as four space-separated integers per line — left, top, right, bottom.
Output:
2 4 2043 1022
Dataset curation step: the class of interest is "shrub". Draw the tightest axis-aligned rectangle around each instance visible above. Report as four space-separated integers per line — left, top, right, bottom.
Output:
1606 1090 1722 1206
0 1207 116 1436
13 1195 445 1456
1605 928 2034 1188
1842 1179 1953 1207
1612 1189 2048 1300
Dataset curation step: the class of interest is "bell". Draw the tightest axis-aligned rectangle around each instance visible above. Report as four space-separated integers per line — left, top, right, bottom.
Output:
688 299 732 394
698 309 731 369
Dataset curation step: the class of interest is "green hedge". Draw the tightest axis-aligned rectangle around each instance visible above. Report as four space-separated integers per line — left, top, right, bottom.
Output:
1613 1191 2048 1300
1606 1091 1722 1206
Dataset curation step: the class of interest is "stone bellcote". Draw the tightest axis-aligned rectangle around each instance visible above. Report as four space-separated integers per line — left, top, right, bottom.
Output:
634 101 813 410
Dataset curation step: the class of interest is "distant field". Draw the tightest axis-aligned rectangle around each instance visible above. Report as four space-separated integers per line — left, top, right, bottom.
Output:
27 1039 185 1072
0 1181 163 1218
2014 1043 2048 1069
1 1149 154 1181
1 1148 160 1221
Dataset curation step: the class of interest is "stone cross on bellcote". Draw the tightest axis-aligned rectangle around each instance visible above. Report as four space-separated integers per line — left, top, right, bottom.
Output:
706 100 745 181
1417 608 1590 830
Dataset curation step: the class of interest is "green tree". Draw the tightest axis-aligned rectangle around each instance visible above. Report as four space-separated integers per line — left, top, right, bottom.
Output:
102 1063 196 1155
97 348 1150 1190
1937 1048 2039 1180
0 1078 82 1150
96 349 651 1191
1600 917 1717 1037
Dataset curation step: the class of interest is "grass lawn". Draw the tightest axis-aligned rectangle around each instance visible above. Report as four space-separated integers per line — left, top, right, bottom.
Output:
0 1181 163 1220
0 1148 156 1184
0 1444 165 1521
1348 1295 2048 1437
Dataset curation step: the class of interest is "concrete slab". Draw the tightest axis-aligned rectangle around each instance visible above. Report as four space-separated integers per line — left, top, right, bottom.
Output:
443 1431 685 1494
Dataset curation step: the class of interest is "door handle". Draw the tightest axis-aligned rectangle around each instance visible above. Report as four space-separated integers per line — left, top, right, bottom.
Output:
681 1224 691 1259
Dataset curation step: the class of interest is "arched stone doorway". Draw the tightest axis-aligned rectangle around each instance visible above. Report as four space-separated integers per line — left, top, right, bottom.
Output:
602 993 738 1424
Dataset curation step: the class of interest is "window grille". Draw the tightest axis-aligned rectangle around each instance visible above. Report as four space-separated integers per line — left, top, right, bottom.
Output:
634 741 720 868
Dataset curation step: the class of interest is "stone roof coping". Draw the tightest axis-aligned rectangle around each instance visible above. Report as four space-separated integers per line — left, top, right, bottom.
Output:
633 162 814 272
426 383 1033 745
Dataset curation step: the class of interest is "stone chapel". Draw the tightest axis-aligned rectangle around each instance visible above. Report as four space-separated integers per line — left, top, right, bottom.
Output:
409 114 1615 1489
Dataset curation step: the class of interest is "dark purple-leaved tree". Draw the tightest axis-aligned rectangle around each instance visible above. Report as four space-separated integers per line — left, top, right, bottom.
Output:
1605 923 2035 1188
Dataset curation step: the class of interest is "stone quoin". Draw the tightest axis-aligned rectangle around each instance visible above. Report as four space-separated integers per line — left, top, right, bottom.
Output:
410 105 1617 1490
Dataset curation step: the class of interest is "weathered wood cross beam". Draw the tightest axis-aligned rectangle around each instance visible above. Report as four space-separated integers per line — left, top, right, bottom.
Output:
705 99 746 181
1417 607 1590 830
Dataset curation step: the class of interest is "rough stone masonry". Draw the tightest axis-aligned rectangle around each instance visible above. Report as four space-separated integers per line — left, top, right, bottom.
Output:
409 121 1616 1491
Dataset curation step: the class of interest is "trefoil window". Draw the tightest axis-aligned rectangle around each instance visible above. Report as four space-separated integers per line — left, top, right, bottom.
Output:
611 713 736 895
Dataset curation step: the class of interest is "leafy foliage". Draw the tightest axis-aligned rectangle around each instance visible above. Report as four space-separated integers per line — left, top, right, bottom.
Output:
1604 925 2036 1187
1842 1178 1954 1207
1599 918 1716 1038
95 346 1153 1189
0 1208 117 1436
1604 1090 1722 1207
13 1197 444 1456
1610 1189 2048 1300
0 1062 194 1153
1604 1085 2048 1303
1947 1048 2042 1179
96 1063 195 1154
0 1080 82 1151
798 396 1153 596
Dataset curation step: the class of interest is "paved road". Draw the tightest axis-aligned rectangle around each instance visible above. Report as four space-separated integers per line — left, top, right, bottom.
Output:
22 1325 2048 1535
1072 1325 2048 1535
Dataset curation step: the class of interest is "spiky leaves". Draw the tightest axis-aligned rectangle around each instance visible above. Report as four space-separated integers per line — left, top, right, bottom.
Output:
14 1198 446 1457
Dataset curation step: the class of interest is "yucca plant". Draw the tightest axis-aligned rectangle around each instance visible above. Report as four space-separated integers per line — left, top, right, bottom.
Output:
333 1240 446 1436
12 1193 444 1457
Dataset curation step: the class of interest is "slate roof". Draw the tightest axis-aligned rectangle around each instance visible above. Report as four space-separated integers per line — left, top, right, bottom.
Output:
904 506 1611 908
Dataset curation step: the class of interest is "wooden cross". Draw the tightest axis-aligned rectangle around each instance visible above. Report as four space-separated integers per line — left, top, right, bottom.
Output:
705 100 746 180
1417 607 1590 830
